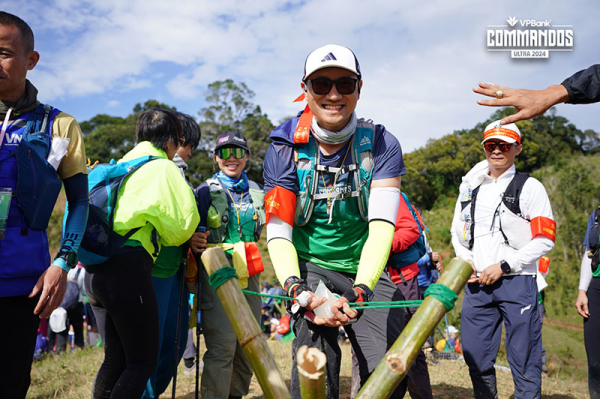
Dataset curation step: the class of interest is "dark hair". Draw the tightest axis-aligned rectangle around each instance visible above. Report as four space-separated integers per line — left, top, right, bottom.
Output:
136 108 182 152
0 12 34 53
176 112 201 149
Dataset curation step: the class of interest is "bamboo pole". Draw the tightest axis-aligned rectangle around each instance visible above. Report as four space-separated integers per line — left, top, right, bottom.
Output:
297 345 327 399
200 247 291 399
355 257 473 399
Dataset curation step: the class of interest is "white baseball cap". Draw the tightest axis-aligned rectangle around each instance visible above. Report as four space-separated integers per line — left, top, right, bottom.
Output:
303 44 361 81
482 120 521 144
447 325 459 334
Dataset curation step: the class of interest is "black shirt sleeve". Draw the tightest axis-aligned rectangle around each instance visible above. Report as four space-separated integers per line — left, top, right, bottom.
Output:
561 64 600 104
195 182 211 229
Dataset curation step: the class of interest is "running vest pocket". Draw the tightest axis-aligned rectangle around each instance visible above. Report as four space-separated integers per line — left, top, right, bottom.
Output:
16 137 62 230
0 226 50 278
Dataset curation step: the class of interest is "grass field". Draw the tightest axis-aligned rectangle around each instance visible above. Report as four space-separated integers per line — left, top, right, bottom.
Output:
28 321 588 399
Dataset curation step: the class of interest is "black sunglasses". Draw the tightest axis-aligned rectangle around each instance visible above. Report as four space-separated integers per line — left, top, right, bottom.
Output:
307 77 359 95
483 141 514 152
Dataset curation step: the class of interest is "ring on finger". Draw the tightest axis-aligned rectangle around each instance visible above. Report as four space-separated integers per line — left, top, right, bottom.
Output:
495 89 504 99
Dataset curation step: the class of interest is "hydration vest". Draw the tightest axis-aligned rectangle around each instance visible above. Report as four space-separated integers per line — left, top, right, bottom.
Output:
456 172 531 250
0 104 62 231
588 207 600 277
389 192 428 270
75 156 160 265
205 177 265 244
0 104 62 296
294 119 375 226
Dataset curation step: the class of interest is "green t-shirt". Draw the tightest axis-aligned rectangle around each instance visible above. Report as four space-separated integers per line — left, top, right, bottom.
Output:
151 245 184 278
293 170 368 273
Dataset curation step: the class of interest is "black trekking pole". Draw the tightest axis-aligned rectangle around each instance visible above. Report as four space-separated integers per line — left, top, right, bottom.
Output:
171 247 188 399
195 226 206 399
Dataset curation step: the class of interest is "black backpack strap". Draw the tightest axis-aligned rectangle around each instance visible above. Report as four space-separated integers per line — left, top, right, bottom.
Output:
468 185 481 250
502 172 530 217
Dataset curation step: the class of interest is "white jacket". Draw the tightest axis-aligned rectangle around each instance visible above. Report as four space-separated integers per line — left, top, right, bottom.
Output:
451 162 555 275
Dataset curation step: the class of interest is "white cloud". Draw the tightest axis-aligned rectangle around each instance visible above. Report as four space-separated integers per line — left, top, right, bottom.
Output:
6 0 599 150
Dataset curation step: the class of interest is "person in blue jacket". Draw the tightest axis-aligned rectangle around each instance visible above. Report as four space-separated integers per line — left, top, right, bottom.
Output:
0 12 89 399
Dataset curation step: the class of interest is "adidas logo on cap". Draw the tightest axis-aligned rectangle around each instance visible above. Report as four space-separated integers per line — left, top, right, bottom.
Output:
321 52 337 62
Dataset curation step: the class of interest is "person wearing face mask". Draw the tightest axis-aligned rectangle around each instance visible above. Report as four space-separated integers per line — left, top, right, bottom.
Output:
451 121 556 399
194 130 265 399
263 44 407 398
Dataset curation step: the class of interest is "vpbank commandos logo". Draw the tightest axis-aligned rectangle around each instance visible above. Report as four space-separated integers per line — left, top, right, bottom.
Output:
486 17 573 59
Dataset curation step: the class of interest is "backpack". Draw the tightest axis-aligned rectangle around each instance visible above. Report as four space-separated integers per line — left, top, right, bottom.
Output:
465 172 530 250
76 156 159 265
205 178 265 243
16 104 62 230
389 192 428 269
588 207 600 276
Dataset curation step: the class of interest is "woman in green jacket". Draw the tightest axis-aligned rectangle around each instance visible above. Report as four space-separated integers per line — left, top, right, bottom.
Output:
84 108 200 399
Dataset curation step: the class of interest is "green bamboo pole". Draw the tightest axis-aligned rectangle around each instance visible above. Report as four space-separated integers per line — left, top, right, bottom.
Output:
297 345 327 399
200 247 291 399
355 257 473 399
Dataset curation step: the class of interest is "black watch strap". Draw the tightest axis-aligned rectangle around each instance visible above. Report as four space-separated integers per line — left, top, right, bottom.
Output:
500 260 511 274
57 251 78 268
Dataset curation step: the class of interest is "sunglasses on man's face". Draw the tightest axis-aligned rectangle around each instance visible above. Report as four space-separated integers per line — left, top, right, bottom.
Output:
307 77 358 96
217 147 246 159
483 141 514 152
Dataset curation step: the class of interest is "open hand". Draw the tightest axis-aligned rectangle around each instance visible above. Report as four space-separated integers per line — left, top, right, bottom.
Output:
29 265 68 318
473 82 569 125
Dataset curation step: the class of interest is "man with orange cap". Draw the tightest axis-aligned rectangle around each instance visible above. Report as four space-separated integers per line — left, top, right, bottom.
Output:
451 120 556 399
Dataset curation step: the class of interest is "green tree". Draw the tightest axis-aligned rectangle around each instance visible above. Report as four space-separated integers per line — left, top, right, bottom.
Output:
198 80 274 184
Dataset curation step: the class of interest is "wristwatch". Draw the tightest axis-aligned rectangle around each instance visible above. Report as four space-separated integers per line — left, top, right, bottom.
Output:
56 251 78 269
500 260 511 274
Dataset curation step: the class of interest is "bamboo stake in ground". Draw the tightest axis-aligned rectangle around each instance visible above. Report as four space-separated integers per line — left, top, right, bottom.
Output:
297 345 327 399
355 257 473 399
200 247 291 399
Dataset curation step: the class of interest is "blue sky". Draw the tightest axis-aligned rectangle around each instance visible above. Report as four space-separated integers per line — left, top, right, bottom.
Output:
4 0 600 151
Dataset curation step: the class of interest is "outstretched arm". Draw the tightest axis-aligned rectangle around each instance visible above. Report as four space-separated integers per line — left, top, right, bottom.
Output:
473 82 569 125
473 64 600 125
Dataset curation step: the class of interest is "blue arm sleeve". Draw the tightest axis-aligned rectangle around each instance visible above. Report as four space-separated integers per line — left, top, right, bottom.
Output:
58 173 89 256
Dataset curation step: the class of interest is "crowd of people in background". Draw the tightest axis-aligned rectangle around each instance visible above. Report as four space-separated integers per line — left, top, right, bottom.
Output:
2 10 600 399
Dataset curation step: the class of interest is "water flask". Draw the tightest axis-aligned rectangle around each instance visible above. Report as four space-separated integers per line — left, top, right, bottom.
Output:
207 206 221 228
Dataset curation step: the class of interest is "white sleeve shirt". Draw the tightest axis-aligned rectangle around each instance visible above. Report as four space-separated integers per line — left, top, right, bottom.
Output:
452 164 555 275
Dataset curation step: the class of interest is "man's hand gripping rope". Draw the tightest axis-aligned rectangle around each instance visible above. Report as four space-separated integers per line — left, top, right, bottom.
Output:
284 277 373 327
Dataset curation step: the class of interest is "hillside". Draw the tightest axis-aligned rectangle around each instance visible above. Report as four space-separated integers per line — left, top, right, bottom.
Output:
28 337 587 398
46 106 599 382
